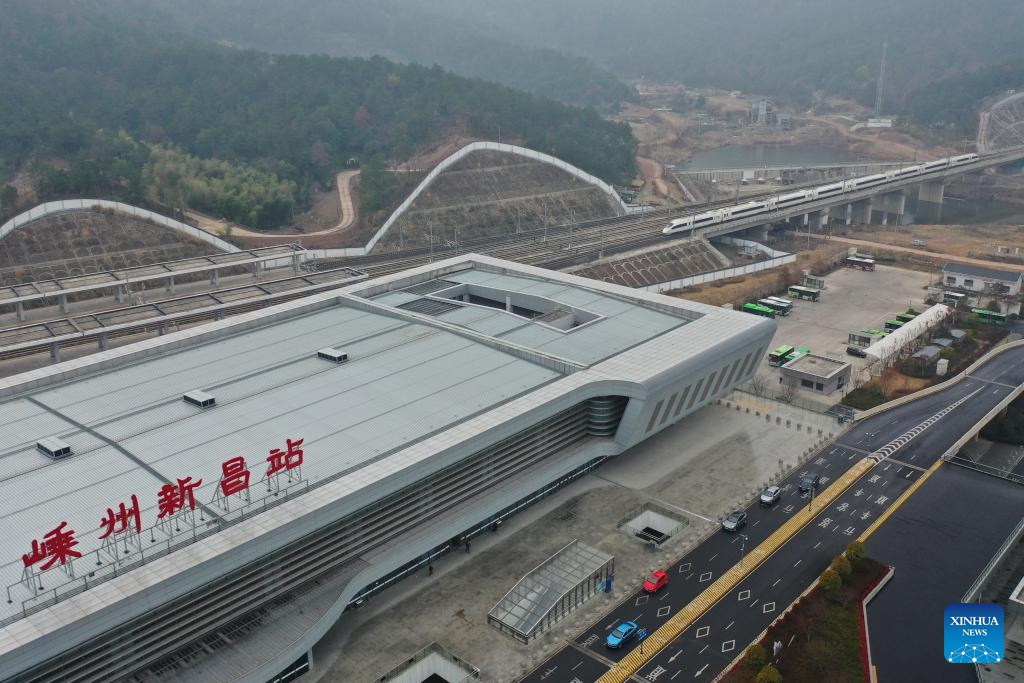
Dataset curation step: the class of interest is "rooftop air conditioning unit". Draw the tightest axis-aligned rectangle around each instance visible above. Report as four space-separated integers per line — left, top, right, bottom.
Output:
183 390 216 408
37 437 73 460
317 348 349 363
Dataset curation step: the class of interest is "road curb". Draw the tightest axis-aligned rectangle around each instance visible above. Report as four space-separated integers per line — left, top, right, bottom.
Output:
596 458 875 683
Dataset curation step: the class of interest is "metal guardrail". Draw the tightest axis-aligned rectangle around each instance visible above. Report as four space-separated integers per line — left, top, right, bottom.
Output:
962 513 1024 602
946 456 1024 486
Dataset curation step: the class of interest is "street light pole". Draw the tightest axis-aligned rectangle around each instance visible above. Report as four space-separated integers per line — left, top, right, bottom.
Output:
739 533 749 569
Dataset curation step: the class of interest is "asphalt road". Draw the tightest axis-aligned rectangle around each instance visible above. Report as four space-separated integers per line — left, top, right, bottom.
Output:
520 344 1024 683
866 464 1024 683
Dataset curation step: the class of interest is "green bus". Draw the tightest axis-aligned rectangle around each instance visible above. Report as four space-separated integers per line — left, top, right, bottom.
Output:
759 298 791 316
862 328 884 336
787 285 821 302
972 308 1007 326
768 344 795 366
785 346 812 363
895 312 917 324
883 319 905 332
742 302 776 318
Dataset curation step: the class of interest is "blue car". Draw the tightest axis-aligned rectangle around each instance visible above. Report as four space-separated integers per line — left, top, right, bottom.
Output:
606 620 639 649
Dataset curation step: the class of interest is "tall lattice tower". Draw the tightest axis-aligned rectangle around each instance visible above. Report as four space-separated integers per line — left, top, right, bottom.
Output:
875 41 887 116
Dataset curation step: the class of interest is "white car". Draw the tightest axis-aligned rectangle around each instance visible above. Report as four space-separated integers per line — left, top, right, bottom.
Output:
760 485 782 506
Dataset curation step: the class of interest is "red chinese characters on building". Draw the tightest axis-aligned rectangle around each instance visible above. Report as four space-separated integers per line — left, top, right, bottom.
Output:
19 438 308 571
98 494 142 539
157 476 203 518
22 521 82 570
266 438 304 477
219 457 251 496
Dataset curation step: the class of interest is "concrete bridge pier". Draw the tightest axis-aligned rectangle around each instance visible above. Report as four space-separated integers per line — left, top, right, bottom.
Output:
830 203 855 225
814 210 829 230
745 225 770 241
877 190 907 226
853 198 874 225
918 180 945 223
165 276 175 294
15 302 24 322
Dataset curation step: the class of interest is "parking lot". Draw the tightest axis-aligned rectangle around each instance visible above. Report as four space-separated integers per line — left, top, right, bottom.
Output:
752 263 934 398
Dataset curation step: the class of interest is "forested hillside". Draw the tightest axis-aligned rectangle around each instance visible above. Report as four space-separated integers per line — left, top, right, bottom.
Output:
904 62 1024 135
409 0 1024 110
103 0 635 109
0 0 636 228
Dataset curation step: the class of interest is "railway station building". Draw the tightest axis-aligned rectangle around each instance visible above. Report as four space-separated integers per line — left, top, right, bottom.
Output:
0 254 774 682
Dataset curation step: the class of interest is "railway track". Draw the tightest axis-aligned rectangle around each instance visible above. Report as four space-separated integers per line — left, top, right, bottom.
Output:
320 206 698 279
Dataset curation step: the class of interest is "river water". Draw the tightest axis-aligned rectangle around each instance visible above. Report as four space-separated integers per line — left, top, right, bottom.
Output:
683 143 870 170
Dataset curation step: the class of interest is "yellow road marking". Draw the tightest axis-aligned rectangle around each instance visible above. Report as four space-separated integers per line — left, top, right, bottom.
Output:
858 459 943 543
596 458 875 682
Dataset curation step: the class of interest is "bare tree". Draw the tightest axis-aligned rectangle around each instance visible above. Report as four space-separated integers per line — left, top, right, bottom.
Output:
776 379 799 404
749 375 770 398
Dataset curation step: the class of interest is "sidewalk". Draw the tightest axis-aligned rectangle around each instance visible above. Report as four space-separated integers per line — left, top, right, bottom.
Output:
310 398 840 682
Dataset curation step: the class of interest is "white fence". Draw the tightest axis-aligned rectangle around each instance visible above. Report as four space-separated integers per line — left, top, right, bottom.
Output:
318 141 630 259
0 199 239 253
642 252 796 293
714 235 790 258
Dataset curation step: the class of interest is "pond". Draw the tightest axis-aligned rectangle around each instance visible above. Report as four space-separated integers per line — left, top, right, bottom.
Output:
684 143 874 170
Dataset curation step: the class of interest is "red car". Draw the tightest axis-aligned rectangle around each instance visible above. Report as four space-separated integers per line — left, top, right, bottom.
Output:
642 570 668 593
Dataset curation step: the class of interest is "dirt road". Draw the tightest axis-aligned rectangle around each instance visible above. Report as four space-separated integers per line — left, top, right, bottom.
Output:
188 170 360 239
811 234 1024 272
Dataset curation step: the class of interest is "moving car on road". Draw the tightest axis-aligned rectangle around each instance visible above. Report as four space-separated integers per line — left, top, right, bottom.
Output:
760 485 782 506
799 474 821 493
606 620 639 648
722 511 748 531
643 570 669 593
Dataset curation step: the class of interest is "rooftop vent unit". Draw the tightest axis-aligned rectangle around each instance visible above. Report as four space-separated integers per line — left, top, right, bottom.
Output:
37 437 73 460
183 390 216 408
317 348 349 363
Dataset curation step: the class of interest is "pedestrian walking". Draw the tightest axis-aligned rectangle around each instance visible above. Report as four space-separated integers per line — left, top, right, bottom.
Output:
427 564 433 577
465 540 471 553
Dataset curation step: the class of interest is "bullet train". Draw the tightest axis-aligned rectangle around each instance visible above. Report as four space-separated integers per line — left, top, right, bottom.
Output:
662 153 978 235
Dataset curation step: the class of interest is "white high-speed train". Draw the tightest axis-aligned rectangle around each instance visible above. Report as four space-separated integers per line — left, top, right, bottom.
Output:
662 153 978 236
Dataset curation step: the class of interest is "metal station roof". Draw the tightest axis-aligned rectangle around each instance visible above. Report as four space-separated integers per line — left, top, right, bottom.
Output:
0 266 365 351
0 245 301 307
0 254 772 634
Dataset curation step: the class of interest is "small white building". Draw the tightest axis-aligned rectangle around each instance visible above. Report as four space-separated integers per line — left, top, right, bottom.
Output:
942 262 1022 297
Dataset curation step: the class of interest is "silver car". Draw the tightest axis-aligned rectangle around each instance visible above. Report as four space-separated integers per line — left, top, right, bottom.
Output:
760 485 782 506
722 511 747 531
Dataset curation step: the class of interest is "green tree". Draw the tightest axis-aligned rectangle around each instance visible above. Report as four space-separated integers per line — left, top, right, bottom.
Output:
743 644 768 671
820 568 841 593
831 555 852 580
755 663 783 683
846 541 866 564
0 185 17 218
